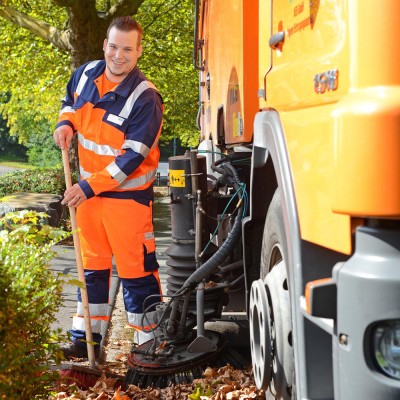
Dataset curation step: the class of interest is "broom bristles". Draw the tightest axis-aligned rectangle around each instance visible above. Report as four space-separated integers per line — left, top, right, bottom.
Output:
59 368 100 389
125 345 250 389
58 366 126 390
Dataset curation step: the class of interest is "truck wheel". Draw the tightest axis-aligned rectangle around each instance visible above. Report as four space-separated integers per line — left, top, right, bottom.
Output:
249 190 294 399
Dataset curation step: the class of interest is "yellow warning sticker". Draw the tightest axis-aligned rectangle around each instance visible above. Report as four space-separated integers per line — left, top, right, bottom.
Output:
169 170 185 187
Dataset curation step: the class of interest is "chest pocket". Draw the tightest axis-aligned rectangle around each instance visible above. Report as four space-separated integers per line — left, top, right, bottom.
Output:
102 112 128 132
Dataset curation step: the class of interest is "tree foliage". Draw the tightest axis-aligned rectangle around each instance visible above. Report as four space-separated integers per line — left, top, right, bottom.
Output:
0 0 199 160
136 1 199 145
0 1 70 142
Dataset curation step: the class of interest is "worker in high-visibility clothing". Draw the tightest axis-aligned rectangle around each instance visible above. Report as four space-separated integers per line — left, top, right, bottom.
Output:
53 16 163 358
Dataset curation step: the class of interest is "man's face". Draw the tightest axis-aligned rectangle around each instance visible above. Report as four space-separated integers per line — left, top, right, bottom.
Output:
103 27 142 82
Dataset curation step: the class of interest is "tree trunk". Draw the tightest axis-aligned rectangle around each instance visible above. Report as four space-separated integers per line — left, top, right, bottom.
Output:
68 5 110 69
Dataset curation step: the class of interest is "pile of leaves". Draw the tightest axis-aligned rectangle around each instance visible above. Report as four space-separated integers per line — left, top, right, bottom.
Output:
51 365 265 400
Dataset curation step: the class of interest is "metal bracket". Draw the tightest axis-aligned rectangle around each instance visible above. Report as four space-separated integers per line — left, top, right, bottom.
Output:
187 334 217 353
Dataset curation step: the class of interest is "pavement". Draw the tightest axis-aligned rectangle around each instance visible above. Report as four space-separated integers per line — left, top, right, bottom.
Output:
0 165 20 176
50 194 171 361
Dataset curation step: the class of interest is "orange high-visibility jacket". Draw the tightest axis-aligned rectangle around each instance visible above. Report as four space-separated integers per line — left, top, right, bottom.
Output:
57 60 163 203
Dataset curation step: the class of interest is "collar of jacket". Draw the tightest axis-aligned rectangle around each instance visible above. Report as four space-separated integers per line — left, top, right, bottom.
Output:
84 60 143 98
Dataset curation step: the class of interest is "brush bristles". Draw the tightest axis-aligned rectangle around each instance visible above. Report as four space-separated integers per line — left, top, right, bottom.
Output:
125 346 250 389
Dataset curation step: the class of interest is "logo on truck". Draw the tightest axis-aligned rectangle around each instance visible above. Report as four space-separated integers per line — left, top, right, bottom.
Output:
314 69 339 94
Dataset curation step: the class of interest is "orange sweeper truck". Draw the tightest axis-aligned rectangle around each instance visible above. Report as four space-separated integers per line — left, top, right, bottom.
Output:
125 1 400 399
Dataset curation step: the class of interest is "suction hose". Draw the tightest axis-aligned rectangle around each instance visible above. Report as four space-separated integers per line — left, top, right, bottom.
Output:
180 161 244 292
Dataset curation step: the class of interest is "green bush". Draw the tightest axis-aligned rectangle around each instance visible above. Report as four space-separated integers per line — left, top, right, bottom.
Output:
0 168 78 198
26 133 61 168
0 210 68 399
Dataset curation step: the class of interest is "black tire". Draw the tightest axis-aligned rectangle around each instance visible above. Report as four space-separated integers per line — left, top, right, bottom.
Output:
261 190 288 278
260 190 294 400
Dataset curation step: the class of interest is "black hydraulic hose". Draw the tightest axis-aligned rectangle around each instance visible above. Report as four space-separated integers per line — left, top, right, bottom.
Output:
166 160 244 333
219 259 243 272
180 161 244 291
181 203 243 290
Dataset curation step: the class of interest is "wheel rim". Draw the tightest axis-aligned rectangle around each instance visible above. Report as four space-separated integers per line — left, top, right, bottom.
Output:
265 259 293 399
249 279 272 389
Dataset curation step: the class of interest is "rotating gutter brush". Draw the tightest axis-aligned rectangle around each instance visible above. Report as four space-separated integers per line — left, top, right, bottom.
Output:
125 152 249 388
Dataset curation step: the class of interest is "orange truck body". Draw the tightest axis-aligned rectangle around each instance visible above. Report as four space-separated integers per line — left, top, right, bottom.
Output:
195 0 400 398
199 0 400 255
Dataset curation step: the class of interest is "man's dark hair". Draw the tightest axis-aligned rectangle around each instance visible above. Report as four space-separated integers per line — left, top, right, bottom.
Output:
107 16 143 47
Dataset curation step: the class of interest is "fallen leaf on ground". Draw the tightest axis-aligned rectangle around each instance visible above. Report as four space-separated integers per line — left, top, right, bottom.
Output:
50 364 265 399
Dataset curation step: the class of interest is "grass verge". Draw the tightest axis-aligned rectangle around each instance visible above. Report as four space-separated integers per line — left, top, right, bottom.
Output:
0 157 34 169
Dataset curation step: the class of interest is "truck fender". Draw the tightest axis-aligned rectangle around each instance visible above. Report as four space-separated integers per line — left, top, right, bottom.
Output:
243 109 305 394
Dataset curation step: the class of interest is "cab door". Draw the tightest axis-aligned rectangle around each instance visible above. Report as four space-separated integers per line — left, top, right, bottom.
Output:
258 0 272 110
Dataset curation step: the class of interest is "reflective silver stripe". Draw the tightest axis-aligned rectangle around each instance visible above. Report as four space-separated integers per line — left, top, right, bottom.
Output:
117 168 156 189
77 301 108 316
80 163 156 188
79 165 91 179
119 81 158 119
126 310 156 329
78 132 122 157
72 315 102 333
106 161 127 183
76 60 101 95
122 139 150 157
59 106 75 117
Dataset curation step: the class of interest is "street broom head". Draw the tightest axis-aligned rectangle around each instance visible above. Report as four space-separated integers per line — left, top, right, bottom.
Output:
58 362 125 390
124 331 251 388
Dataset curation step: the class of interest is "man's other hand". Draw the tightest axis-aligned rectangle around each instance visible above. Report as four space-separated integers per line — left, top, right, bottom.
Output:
53 125 74 150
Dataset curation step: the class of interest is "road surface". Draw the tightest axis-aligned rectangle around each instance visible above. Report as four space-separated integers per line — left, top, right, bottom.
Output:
0 165 19 176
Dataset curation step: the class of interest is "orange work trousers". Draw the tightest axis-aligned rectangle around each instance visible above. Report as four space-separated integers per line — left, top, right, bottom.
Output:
77 196 159 279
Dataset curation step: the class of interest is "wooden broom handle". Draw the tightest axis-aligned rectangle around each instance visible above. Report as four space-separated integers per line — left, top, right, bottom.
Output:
61 148 96 367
